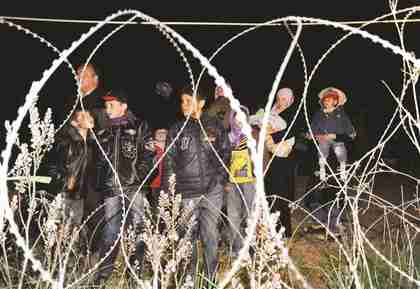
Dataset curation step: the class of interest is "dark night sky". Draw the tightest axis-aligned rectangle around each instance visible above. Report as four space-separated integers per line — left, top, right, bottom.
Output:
1 0 420 158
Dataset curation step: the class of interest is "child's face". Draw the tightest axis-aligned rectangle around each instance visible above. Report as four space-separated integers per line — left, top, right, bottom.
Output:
105 100 127 119
234 113 244 129
181 93 204 118
154 129 168 143
215 86 224 98
322 96 337 110
74 111 94 129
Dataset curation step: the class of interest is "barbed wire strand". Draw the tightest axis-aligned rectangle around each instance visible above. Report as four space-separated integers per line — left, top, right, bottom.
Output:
2 15 420 27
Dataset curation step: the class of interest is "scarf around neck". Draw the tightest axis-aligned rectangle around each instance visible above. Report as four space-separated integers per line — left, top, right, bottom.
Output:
109 115 129 126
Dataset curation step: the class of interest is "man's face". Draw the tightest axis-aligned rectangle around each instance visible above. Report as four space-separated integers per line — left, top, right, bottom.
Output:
73 111 94 129
105 100 127 119
322 96 337 110
76 65 98 93
181 94 204 118
154 129 168 143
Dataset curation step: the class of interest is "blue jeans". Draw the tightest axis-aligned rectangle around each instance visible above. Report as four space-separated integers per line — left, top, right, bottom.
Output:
226 181 255 254
96 190 145 281
182 183 224 283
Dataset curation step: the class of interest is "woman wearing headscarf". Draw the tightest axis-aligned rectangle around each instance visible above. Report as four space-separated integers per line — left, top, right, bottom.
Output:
252 87 297 238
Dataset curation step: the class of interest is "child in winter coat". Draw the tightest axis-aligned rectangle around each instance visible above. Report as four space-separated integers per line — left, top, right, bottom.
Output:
310 87 356 181
226 105 255 257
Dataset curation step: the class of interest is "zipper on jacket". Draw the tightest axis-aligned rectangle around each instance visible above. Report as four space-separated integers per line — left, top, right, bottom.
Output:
78 139 89 198
79 139 88 196
113 127 120 189
195 121 204 194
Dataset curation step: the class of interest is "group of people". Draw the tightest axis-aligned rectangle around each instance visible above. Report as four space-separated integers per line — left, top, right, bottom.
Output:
46 62 356 288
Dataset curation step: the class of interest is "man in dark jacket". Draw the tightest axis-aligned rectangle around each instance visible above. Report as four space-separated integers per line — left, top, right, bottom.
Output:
48 109 96 244
94 89 155 286
162 87 231 285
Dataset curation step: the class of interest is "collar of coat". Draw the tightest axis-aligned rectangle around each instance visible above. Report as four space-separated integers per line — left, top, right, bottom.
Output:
62 124 95 143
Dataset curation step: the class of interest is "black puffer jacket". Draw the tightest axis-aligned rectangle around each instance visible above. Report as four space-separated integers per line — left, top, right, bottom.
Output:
162 113 231 198
48 125 97 200
96 111 155 197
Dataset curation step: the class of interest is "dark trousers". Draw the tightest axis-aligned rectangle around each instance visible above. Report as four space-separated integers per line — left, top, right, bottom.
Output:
148 187 161 212
304 167 346 230
83 188 103 254
265 157 295 238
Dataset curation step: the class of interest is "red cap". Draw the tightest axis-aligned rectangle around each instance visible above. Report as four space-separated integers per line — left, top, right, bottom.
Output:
101 89 128 103
102 94 118 102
